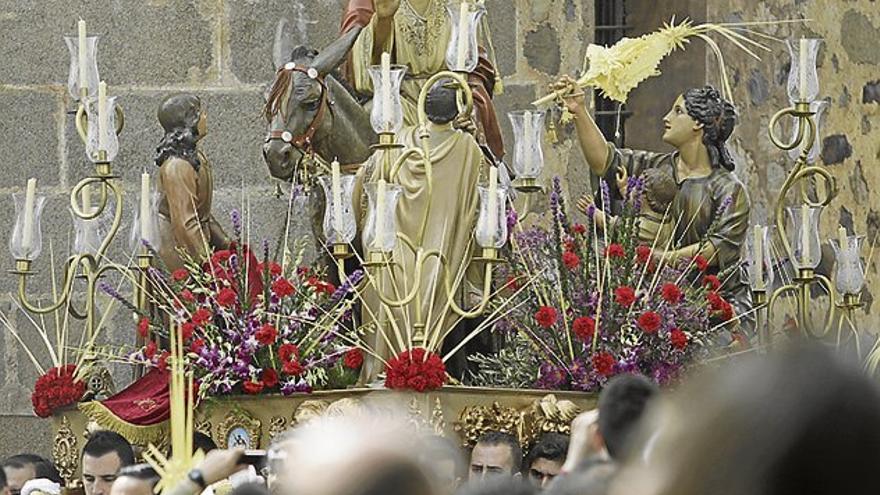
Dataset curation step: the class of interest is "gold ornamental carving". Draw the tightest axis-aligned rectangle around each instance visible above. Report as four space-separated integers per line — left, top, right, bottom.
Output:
454 402 522 448
52 416 79 486
430 397 446 435
292 400 330 426
268 416 287 442
521 394 581 447
215 409 262 449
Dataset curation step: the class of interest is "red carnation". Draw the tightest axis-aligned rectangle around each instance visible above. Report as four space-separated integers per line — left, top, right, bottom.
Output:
605 243 626 259
343 348 364 369
660 283 682 305
535 306 558 328
720 301 734 321
211 250 232 266
31 365 86 418
192 307 212 326
189 338 206 354
707 291 725 311
562 251 580 270
693 255 709 272
703 274 721 291
572 223 587 235
262 368 279 388
180 289 196 303
384 348 446 392
180 322 196 341
278 343 300 363
255 324 278 346
260 261 283 277
505 276 521 291
669 328 688 350
242 380 264 395
572 317 596 342
614 286 636 307
157 351 170 371
144 341 158 359
216 288 237 308
271 278 296 298
592 352 616 377
635 245 652 264
137 317 150 339
172 268 189 282
282 359 304 376
637 311 662 334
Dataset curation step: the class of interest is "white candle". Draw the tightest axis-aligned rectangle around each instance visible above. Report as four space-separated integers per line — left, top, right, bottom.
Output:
487 166 498 242
81 183 93 215
522 111 533 174
799 39 808 101
78 20 87 93
98 81 108 153
331 160 343 242
838 226 849 254
380 52 392 132
22 178 37 253
753 224 764 290
801 206 811 265
375 179 387 250
456 1 469 69
140 172 151 242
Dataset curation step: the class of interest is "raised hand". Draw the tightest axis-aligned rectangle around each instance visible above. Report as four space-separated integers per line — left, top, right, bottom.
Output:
549 75 586 114
374 0 401 18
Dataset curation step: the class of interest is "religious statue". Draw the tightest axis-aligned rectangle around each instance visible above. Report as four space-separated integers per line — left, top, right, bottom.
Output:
340 0 505 160
555 77 752 327
354 80 492 381
154 93 229 272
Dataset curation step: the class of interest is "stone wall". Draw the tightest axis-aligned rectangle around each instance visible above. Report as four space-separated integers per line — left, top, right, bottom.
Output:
0 0 594 458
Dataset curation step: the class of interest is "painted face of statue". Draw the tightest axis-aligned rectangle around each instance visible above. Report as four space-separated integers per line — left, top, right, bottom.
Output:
662 95 702 148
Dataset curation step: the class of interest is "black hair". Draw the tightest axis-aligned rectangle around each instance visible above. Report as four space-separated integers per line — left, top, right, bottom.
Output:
457 477 537 495
117 464 159 488
524 433 569 472
81 430 135 468
155 93 202 171
475 430 523 473
425 79 459 125
0 464 6 490
683 86 737 171
544 459 616 495
597 373 659 460
194 431 218 453
2 455 62 484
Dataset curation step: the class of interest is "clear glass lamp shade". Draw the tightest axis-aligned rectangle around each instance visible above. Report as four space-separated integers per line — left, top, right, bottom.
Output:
508 110 546 179
786 38 822 104
363 182 402 253
367 64 407 134
73 210 106 256
786 205 822 270
445 1 486 72
85 95 120 163
318 175 358 244
10 193 47 261
64 35 100 101
787 99 828 163
475 185 508 249
831 235 865 295
746 225 775 291
129 191 161 252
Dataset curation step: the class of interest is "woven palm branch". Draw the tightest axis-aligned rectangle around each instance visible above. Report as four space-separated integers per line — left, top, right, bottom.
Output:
534 17 803 106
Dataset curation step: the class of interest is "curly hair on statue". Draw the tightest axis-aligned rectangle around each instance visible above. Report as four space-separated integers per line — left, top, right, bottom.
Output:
155 93 203 171
683 86 737 172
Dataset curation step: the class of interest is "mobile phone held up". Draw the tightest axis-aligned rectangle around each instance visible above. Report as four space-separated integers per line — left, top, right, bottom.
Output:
238 450 267 470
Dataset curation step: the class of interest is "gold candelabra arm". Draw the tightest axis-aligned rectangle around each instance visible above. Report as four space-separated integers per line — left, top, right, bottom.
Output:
75 101 125 144
69 177 110 220
15 255 83 315
767 274 837 340
415 71 473 130
441 253 496 319
768 104 813 151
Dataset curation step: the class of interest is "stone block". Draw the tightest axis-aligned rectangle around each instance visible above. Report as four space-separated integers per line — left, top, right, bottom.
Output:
524 25 561 75
0 0 215 86
841 10 880 65
864 81 880 105
485 0 519 77
492 82 537 161
0 415 53 459
820 134 852 165
0 90 63 188
227 0 349 85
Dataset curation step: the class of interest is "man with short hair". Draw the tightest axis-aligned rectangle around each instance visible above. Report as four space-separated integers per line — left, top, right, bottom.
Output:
109 465 159 495
468 431 522 482
81 431 135 495
597 374 659 460
523 433 569 489
2 455 60 495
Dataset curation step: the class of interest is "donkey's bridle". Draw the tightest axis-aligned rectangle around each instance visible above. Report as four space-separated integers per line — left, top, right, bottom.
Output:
265 62 330 157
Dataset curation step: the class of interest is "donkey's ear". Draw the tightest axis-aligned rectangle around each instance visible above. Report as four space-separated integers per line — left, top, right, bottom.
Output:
273 18 295 70
310 25 363 76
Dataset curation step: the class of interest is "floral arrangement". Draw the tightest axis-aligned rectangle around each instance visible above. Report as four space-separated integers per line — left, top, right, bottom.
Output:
108 210 364 397
32 364 86 418
384 348 447 392
470 177 737 391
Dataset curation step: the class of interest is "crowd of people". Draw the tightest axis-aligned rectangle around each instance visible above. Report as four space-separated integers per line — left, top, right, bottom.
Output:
4 344 880 495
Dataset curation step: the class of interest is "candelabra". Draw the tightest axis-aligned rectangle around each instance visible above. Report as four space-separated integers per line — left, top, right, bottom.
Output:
10 21 154 350
752 38 865 347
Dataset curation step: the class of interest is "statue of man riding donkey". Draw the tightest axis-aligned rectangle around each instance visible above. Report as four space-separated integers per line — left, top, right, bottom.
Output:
261 0 507 380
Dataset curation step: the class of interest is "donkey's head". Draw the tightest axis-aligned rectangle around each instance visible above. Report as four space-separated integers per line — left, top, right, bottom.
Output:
262 24 363 182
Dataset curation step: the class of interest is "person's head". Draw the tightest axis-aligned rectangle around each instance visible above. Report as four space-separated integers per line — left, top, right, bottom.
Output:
524 433 569 490
81 430 135 495
418 436 465 495
597 374 659 460
458 476 537 495
155 93 204 169
544 458 616 495
1 464 8 495
662 86 737 171
469 431 523 482
618 344 880 495
425 79 459 125
640 168 677 215
109 465 158 495
2 455 60 495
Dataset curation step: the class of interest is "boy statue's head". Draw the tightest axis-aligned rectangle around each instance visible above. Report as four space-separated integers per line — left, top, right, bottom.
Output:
640 168 678 215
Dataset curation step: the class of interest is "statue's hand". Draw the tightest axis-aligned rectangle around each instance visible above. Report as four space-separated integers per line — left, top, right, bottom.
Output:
576 193 595 215
550 75 586 114
453 114 477 135
374 0 401 18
